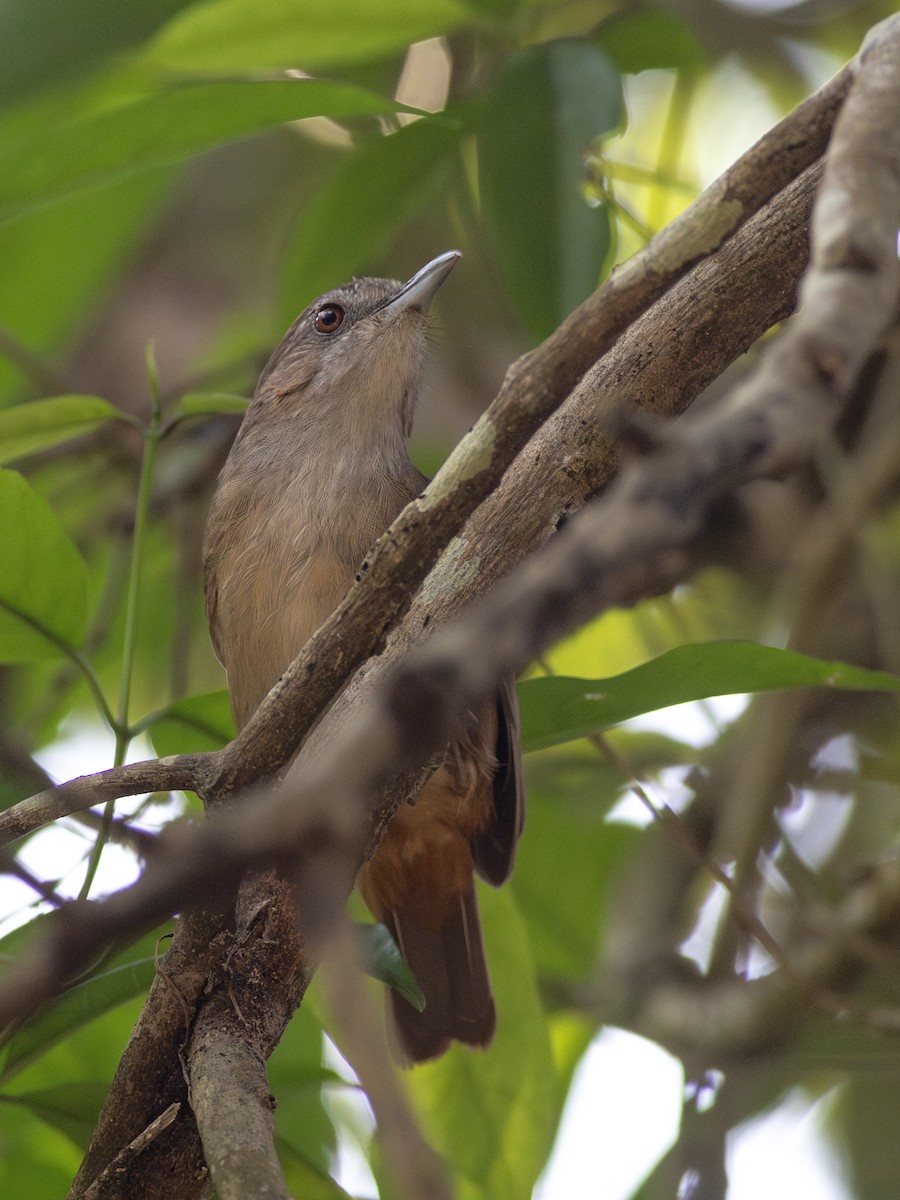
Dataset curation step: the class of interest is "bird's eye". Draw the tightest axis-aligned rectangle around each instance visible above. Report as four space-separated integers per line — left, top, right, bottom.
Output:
314 304 345 334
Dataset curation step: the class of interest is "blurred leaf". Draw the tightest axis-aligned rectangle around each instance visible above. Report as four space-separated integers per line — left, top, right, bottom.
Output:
0 469 89 661
0 1080 108 1150
514 760 640 978
174 391 249 419
0 0 194 107
281 118 458 318
356 923 425 1011
269 1007 340 1185
144 690 235 757
519 641 900 752
0 1101 81 1197
0 171 170 403
0 932 165 1081
0 79 413 224
594 9 710 75
143 0 471 75
479 40 622 340
407 887 557 1200
278 1141 354 1200
0 395 128 464
827 1075 899 1198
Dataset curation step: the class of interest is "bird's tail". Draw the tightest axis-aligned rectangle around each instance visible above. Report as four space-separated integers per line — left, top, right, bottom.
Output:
384 882 495 1064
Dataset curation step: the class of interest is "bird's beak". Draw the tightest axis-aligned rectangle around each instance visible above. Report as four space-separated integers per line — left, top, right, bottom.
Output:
380 250 461 317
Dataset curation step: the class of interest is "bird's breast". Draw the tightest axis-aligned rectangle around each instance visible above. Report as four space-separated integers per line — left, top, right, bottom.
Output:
209 458 420 729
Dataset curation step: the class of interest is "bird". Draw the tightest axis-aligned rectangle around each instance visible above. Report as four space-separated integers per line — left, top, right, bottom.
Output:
202 251 524 1062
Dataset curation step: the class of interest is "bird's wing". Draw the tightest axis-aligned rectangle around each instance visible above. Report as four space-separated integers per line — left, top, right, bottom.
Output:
472 676 525 885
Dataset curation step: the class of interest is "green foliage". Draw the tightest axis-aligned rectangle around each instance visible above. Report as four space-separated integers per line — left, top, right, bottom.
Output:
519 641 900 752
594 9 710 76
356 923 426 1012
0 396 131 464
280 117 460 317
479 40 622 339
144 689 236 756
0 1 894 1197
0 470 89 660
407 888 558 1200
0 80 411 224
141 0 472 75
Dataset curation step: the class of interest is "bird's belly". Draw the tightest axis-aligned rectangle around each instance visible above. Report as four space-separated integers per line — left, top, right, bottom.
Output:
221 541 354 727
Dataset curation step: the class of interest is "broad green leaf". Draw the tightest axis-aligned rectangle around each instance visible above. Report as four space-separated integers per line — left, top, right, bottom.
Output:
356 923 425 1011
594 9 710 75
280 118 458 319
821 1075 899 1199
519 641 900 752
479 41 622 340
0 469 89 661
174 391 249 419
269 1007 339 1186
143 0 470 76
0 932 166 1080
407 887 556 1200
0 80 411 224
144 690 235 757
278 1142 354 1200
0 170 170 402
0 1102 81 1198
0 1080 108 1150
0 0 194 106
0 395 127 464
513 760 641 978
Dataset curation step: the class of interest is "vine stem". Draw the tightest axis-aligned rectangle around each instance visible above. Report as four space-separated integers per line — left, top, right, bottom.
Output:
79 348 163 900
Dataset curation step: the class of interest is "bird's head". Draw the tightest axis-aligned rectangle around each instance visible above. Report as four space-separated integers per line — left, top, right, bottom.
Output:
252 251 461 440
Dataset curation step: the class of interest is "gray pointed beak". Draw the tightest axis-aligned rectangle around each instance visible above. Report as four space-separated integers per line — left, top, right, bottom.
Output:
380 250 461 316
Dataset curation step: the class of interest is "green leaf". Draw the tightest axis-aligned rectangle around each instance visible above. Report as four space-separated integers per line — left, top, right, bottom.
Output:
0 1081 109 1150
144 690 236 757
356 923 425 1012
0 79 412 224
174 391 249 419
0 1101 81 1197
594 9 710 76
0 169 170 402
277 1142 354 1200
269 1007 340 1187
479 41 622 340
0 935 164 1081
0 0 195 107
519 641 900 752
407 887 557 1200
827 1074 900 1198
0 395 127 464
143 0 470 76
0 469 89 661
513 759 641 978
280 118 458 320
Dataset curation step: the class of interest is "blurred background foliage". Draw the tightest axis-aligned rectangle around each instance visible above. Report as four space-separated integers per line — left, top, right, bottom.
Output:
0 0 897 1197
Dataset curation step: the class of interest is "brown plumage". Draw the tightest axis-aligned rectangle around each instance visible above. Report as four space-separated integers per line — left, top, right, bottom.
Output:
203 252 524 1062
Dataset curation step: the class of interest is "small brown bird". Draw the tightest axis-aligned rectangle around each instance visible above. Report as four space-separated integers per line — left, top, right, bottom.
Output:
203 252 524 1061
